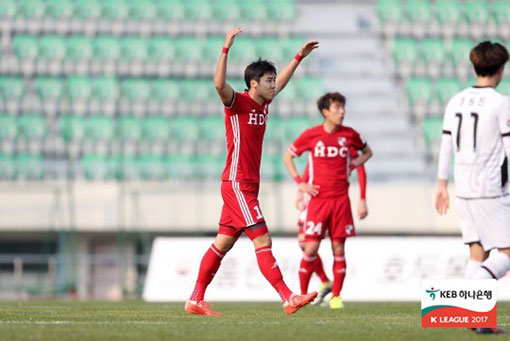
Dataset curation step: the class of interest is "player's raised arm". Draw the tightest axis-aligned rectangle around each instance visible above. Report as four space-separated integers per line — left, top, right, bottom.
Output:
282 151 319 196
275 41 319 96
214 26 242 107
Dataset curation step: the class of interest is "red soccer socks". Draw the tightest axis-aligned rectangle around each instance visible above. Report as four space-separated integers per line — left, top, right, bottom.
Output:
255 245 293 302
332 254 346 297
299 253 317 295
189 243 225 302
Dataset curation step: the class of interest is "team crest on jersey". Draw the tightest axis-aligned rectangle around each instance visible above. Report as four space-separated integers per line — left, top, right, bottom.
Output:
338 137 347 146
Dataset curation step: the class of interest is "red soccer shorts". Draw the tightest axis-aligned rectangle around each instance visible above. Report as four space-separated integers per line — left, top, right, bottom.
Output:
218 181 267 239
303 194 355 242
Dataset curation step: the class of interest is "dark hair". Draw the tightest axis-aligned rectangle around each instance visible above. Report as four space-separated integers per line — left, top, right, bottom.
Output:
244 59 277 89
470 41 509 77
317 92 346 116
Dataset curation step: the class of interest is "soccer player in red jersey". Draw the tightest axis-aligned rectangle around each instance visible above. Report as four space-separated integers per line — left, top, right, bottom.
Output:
185 27 319 316
283 92 373 309
294 149 368 305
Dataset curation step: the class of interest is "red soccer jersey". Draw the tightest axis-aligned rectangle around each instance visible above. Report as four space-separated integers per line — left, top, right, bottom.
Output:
289 125 366 198
221 91 270 183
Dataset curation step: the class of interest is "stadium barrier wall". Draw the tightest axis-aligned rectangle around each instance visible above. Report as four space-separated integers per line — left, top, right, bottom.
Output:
0 181 461 234
143 236 510 302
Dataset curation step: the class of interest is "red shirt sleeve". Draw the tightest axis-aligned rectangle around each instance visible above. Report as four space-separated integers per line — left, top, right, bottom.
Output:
350 129 366 151
224 91 245 115
288 129 312 157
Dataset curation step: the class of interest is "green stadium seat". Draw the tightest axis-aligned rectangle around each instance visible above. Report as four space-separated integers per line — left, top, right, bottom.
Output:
0 116 17 139
229 38 257 63
92 77 119 101
392 38 418 66
420 39 446 64
0 0 16 19
129 0 156 20
81 154 114 180
16 154 44 180
195 153 225 180
74 0 101 20
175 38 203 62
406 0 431 23
260 155 284 181
202 37 225 63
165 153 195 179
66 77 92 101
101 0 128 20
137 154 165 180
464 0 489 24
18 114 46 140
18 0 45 19
113 154 138 180
267 0 296 21
0 154 15 180
117 116 141 141
295 77 326 102
449 39 473 65
406 78 432 105
229 79 247 93
13 36 38 59
38 36 66 60
284 116 311 141
240 1 268 21
436 78 462 105
265 116 285 143
35 78 63 100
423 116 443 146
150 80 180 102
276 81 297 102
85 116 115 141
282 37 306 61
465 77 477 88
66 37 93 61
156 0 185 21
199 117 224 142
212 0 240 21
0 78 25 99
169 117 199 142
435 0 462 25
185 0 213 20
121 79 150 101
497 80 510 95
142 116 170 141
256 38 284 63
45 0 73 19
376 0 404 23
58 116 85 142
147 38 175 62
120 38 147 61
93 37 121 61
493 1 510 25
180 79 213 102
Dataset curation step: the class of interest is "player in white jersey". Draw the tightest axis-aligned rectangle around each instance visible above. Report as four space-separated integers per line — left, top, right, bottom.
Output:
435 41 510 335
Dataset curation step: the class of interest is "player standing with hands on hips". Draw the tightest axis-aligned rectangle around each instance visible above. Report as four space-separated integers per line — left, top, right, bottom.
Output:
185 27 319 316
435 41 510 335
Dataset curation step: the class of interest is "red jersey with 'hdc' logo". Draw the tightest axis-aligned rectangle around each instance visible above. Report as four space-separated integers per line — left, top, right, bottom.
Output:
289 125 366 198
221 91 271 183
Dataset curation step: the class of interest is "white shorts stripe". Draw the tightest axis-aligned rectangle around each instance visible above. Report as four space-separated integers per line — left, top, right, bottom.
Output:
232 181 254 226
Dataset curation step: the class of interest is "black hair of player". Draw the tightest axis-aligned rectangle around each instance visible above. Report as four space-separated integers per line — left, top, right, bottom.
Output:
317 92 346 117
244 59 277 89
470 41 509 77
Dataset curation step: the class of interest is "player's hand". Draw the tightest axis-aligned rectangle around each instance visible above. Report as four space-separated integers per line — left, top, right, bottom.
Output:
298 41 319 58
435 186 450 215
357 199 368 220
298 182 319 197
295 190 305 210
224 26 242 49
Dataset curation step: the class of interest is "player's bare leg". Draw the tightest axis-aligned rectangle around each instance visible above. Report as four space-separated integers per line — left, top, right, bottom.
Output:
330 239 346 309
185 234 239 316
251 228 317 315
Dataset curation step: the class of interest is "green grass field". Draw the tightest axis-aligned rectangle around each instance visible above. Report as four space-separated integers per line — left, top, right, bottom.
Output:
0 301 508 340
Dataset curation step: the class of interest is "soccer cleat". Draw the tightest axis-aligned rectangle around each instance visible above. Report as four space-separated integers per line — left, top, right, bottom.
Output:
329 296 344 309
474 327 505 334
184 300 223 316
283 292 318 315
313 281 332 305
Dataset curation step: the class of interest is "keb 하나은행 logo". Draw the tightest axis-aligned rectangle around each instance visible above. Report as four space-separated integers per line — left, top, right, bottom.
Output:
422 279 497 328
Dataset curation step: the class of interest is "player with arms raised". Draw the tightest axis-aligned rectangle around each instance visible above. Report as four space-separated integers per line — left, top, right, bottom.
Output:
283 92 373 309
185 27 319 316
435 41 510 335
